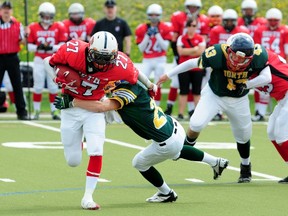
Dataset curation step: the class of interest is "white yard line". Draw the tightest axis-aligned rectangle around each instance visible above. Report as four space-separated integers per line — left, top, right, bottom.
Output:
5 121 279 181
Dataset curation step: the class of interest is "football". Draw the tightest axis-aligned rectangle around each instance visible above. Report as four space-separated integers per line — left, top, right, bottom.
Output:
54 64 81 90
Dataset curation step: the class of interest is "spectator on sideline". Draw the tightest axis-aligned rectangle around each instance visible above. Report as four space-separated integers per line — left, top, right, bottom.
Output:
27 2 67 120
135 4 172 106
164 0 209 117
90 0 132 56
62 3 95 42
0 1 28 120
252 8 288 121
176 18 205 120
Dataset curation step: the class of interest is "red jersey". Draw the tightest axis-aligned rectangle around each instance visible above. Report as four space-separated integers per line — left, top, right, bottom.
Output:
62 18 95 41
49 40 139 100
208 25 250 46
171 11 210 37
237 17 267 37
28 22 68 59
253 25 288 58
177 33 205 63
135 22 172 58
0 16 23 54
256 50 288 101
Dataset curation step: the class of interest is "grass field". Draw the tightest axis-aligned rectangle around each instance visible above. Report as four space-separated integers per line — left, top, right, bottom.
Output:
1 119 287 216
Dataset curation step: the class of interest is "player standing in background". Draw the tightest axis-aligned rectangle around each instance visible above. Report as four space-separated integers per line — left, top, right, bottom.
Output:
207 5 223 30
62 3 95 42
44 31 157 210
176 18 206 120
54 80 229 203
252 8 288 121
164 0 209 117
158 33 271 183
135 4 172 106
209 9 250 46
27 2 68 120
238 0 266 38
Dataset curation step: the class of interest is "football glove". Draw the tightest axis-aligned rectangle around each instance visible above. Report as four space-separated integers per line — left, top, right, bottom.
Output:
236 83 247 95
37 43 46 51
148 83 158 99
53 94 74 110
147 27 158 36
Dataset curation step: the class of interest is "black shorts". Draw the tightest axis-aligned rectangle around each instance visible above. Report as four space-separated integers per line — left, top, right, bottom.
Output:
178 69 204 95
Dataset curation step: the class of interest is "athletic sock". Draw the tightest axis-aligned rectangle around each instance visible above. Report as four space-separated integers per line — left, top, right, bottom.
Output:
179 145 204 161
237 141 250 165
272 140 288 162
140 166 164 187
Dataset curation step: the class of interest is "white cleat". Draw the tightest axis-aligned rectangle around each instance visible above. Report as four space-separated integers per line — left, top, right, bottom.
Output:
146 189 178 203
212 158 229 180
81 199 100 210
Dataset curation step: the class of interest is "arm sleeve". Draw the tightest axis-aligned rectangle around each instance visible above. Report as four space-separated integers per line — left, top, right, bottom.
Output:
137 34 150 52
246 66 272 89
27 43 37 52
43 56 56 80
167 58 199 78
155 33 170 51
137 70 153 89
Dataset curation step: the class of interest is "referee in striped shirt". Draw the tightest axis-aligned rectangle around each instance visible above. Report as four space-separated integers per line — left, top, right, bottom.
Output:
0 1 28 120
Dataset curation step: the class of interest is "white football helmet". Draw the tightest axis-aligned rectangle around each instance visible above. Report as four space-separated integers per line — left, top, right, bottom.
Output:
241 0 257 16
88 31 118 72
38 2 55 25
68 3 85 24
266 8 282 30
208 5 223 26
184 0 202 18
223 9 238 31
146 4 162 23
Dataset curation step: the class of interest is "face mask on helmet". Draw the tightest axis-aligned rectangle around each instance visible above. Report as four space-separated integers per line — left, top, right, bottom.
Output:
146 4 162 23
87 31 118 72
68 3 85 25
39 12 55 25
266 8 282 30
226 34 254 72
38 2 55 25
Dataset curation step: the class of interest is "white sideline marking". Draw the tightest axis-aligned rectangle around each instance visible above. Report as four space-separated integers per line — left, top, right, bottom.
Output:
14 121 281 181
0 178 15 182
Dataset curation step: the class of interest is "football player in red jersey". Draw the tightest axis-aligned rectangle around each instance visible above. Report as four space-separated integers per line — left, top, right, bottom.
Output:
209 9 250 46
135 4 172 106
252 8 288 121
44 31 157 210
27 2 68 120
62 3 95 42
207 5 223 29
238 0 267 38
164 0 209 117
246 50 288 183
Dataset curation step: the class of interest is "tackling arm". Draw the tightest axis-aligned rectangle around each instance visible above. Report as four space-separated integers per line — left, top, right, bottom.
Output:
43 56 56 80
246 66 272 89
73 98 121 113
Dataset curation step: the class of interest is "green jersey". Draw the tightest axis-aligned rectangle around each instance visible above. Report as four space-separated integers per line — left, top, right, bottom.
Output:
110 82 174 142
198 44 268 97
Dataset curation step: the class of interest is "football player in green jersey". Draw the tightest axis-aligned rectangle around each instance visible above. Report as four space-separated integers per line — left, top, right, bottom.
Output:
158 33 272 183
54 80 229 203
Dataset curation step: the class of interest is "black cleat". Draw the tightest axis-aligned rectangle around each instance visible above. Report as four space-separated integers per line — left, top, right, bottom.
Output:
238 163 252 183
164 104 173 115
278 176 288 184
